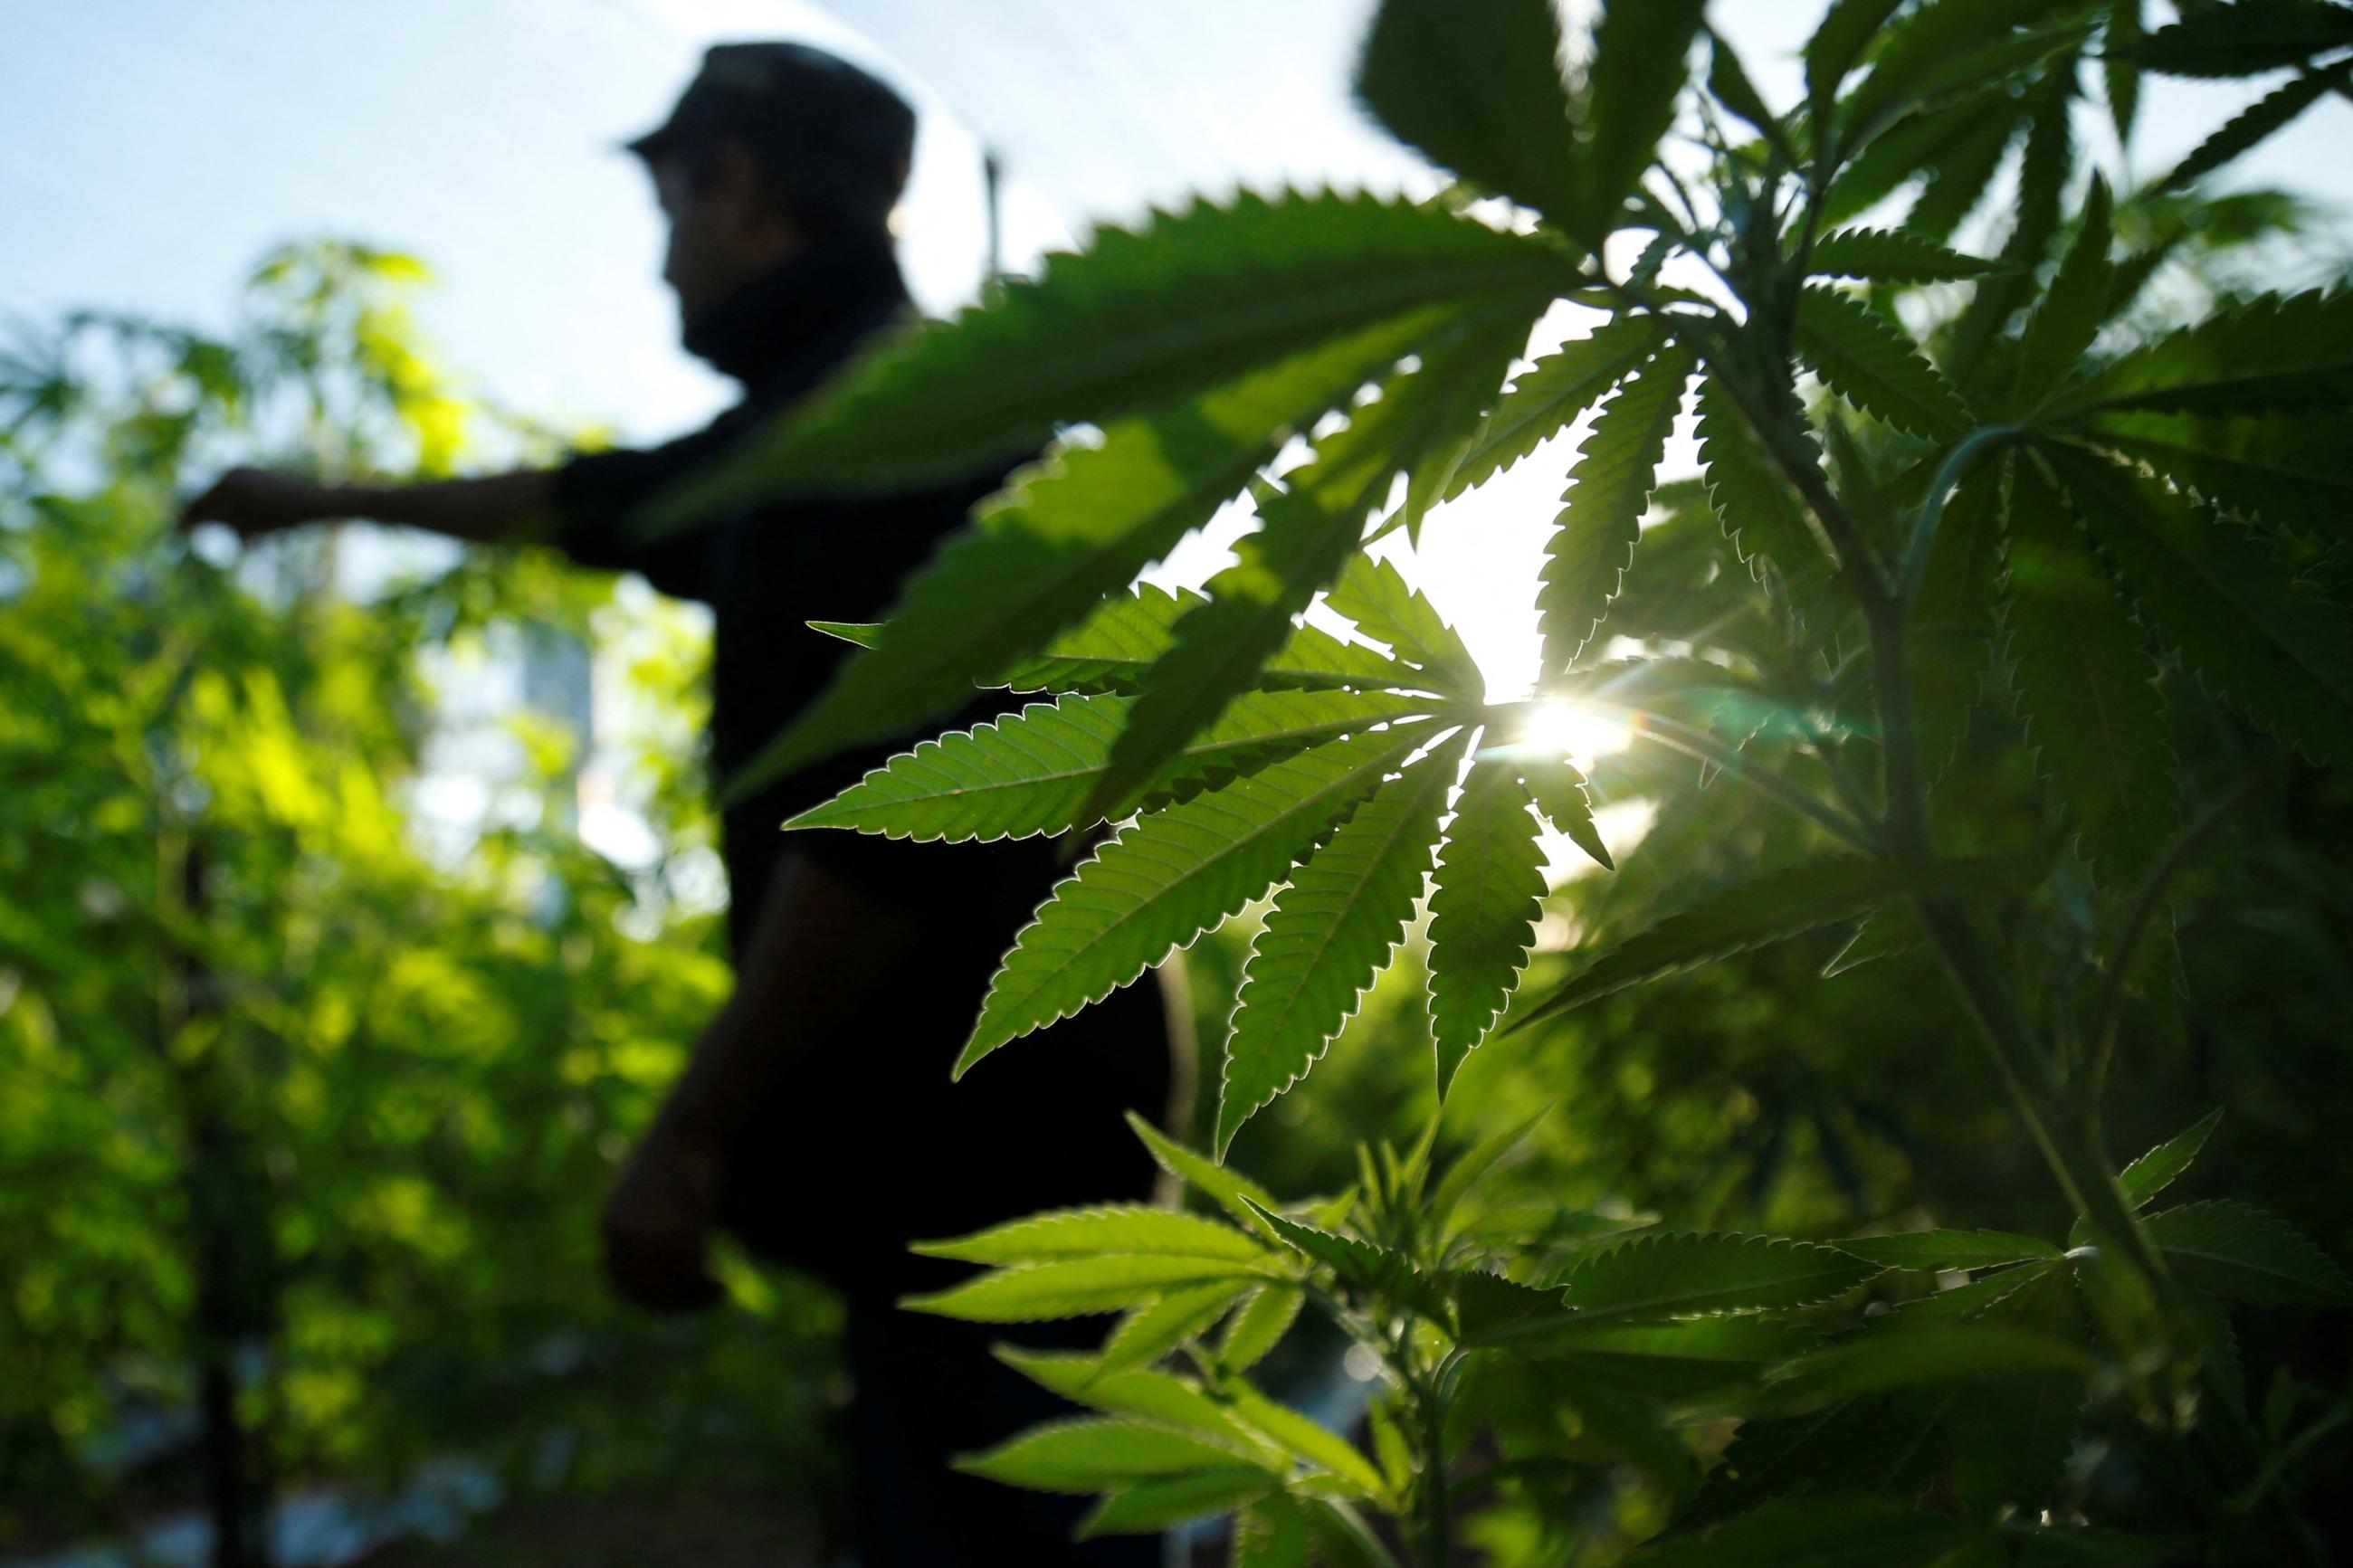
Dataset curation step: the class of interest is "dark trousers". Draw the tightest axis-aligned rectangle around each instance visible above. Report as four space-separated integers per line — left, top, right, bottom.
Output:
841 1308 1162 1568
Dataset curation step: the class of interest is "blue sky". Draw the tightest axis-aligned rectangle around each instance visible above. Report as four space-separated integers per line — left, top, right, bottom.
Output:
7 0 2345 444
7 0 2348 706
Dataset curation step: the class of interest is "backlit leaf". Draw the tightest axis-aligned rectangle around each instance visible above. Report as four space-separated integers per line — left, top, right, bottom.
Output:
1514 856 1964 1032
1079 1468 1276 1537
959 721 1439 1075
667 188 1577 501
2014 176 2115 410
957 1417 1268 1493
1837 1230 2065 1271
2002 455 2177 889
719 308 1455 796
1427 760 1548 1097
2158 66 2344 190
1795 286 1973 441
912 1204 1268 1265
906 1256 1266 1322
1325 554 1482 697
1100 1281 1255 1374
1218 735 1464 1153
1583 0 1710 236
2056 450 2353 770
1443 313 1670 501
1540 339 1696 674
1555 1232 1878 1323
1807 227 2012 283
1357 0 1584 226
2143 1201 2353 1307
788 687 1428 843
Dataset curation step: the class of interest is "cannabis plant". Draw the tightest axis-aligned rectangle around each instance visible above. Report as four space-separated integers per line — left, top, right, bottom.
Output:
657 0 2353 1559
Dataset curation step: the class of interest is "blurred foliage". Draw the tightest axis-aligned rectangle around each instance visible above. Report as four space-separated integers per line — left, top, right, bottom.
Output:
0 242 836 1558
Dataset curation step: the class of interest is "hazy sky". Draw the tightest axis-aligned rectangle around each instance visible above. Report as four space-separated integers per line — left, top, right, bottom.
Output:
7 0 2348 699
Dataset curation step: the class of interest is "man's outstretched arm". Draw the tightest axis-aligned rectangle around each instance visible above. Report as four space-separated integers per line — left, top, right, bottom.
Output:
600 849 923 1312
181 466 556 546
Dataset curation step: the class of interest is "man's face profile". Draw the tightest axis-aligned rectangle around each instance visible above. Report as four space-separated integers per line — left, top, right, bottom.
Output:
651 141 797 328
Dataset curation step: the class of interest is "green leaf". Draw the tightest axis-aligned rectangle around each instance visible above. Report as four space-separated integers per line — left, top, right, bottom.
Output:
1217 1285 1306 1373
720 307 1453 797
1357 0 1583 227
1946 1265 2087 1513
1245 1201 1455 1322
2143 1201 2353 1307
2054 450 2353 770
957 1417 1268 1493
1325 555 1482 697
1769 1326 2089 1410
2106 0 2144 140
1837 1231 2065 1271
2159 65 2345 190
1582 0 1710 236
1443 314 1669 501
999 584 1434 697
1127 1113 1282 1229
2065 288 2353 418
1634 1497 1983 1566
1079 1469 1275 1537
904 1256 1265 1322
1555 1232 1879 1324
960 721 1438 1075
1904 99 2027 241
1218 735 1463 1153
2131 0 2353 78
670 189 1576 501
1428 1103 1555 1239
1539 339 1696 675
1806 0 1908 127
1694 375 1826 584
1911 461 2005 778
1708 33 1799 166
2082 410 2353 531
1234 1497 1319 1568
1795 286 1973 441
2001 455 2178 889
912 1204 1269 1265
806 619 879 648
1839 0 2088 147
2014 176 2115 410
1100 1281 1255 1374
1514 856 1961 1032
1092 305 1534 818
787 687 1429 844
1539 1315 1824 1373
1426 760 1548 1097
1949 63 2077 386
1807 227 2012 283
1228 1387 1393 1498
2117 1107 2223 1212
1384 308 1542 541
1519 754 1615 870
996 1348 1277 1449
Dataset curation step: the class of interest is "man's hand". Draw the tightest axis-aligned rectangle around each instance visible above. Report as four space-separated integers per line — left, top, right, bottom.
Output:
601 1112 728 1315
180 468 335 541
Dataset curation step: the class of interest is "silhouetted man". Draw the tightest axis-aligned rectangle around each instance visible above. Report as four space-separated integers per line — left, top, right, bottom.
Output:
185 42 1173 1566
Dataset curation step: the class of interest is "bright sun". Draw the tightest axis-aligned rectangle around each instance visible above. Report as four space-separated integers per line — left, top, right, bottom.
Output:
1519 698 1636 768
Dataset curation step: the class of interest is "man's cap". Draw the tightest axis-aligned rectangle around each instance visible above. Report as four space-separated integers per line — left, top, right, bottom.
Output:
627 42 917 233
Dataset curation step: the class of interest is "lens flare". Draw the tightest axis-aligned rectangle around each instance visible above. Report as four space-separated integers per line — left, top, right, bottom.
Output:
1518 699 1635 767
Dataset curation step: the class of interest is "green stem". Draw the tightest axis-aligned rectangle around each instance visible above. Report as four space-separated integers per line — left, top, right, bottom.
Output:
1897 423 2020 605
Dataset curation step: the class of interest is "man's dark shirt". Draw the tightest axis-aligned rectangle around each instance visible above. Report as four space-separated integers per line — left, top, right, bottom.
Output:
550 239 1169 1301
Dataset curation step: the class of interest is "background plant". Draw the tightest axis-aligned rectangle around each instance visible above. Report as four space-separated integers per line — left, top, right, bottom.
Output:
0 244 839 1565
681 0 2353 1561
